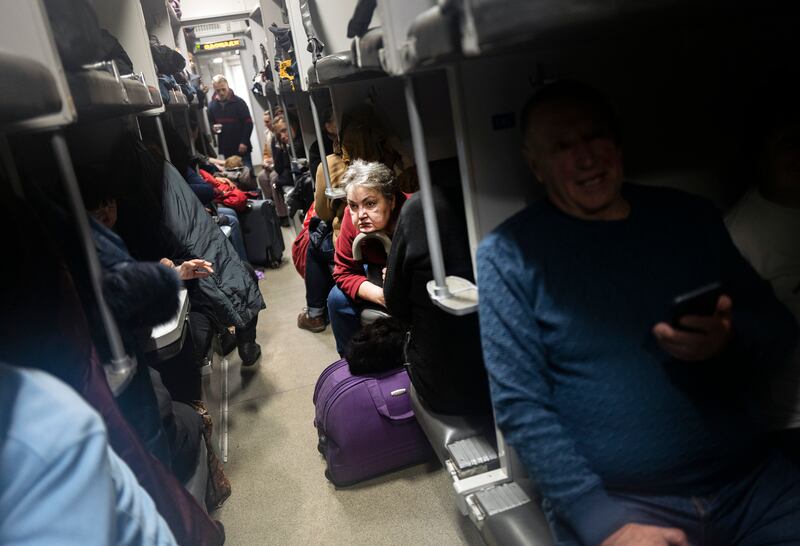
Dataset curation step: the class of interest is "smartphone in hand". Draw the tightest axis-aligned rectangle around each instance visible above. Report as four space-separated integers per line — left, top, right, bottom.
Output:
671 282 723 331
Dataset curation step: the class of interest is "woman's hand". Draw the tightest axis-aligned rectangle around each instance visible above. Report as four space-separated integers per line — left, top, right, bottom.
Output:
357 281 386 307
173 258 214 280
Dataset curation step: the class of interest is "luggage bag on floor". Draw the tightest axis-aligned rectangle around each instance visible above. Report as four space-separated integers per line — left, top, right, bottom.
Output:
240 199 284 267
313 359 434 486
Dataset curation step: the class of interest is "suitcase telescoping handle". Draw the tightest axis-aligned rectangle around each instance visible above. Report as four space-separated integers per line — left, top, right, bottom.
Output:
367 377 415 421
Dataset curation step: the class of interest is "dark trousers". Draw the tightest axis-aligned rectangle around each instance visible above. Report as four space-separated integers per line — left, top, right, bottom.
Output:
305 232 335 311
545 451 800 546
149 368 202 484
149 324 203 404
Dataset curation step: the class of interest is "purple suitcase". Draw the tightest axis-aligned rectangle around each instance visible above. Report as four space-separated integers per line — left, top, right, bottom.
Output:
313 359 434 486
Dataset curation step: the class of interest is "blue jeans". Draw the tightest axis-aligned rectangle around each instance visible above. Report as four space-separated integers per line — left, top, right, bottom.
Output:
544 452 800 546
305 232 334 313
216 206 248 262
327 285 362 355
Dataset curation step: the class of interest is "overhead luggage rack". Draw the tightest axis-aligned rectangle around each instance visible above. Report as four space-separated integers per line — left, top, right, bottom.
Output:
307 51 386 88
0 50 62 128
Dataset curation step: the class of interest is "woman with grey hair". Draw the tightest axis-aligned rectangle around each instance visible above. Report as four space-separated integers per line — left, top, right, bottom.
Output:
327 159 408 355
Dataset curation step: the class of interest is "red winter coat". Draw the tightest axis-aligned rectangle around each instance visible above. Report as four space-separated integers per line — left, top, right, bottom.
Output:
291 204 316 278
198 168 254 212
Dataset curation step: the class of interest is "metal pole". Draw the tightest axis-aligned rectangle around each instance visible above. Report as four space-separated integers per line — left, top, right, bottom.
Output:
446 65 481 280
278 94 297 160
51 131 135 395
309 91 332 190
155 115 171 162
404 77 450 298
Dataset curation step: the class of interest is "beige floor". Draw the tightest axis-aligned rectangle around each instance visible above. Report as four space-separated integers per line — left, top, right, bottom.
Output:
215 227 483 546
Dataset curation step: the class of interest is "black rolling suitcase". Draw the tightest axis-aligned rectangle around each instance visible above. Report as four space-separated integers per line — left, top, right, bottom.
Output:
240 199 285 267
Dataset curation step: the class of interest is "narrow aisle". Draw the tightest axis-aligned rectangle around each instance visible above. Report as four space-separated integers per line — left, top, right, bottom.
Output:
216 227 483 545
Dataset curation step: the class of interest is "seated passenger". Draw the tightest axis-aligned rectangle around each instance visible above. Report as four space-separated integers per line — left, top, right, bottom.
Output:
220 155 255 191
0 362 177 546
726 100 800 464
267 116 293 223
256 106 283 183
2 196 225 546
477 81 800 546
85 201 213 486
94 134 265 367
328 160 407 355
295 158 346 333
384 165 491 416
297 106 404 332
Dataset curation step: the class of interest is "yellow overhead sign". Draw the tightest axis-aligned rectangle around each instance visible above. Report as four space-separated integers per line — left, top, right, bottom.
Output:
195 39 244 54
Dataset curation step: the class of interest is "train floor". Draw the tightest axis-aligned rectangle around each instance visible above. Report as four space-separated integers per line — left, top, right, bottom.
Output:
213 226 484 545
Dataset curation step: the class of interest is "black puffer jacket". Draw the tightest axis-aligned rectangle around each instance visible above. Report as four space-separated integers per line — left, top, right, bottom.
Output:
161 162 265 328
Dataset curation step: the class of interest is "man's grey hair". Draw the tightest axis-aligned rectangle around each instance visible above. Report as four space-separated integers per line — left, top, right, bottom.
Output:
342 159 397 201
211 74 228 85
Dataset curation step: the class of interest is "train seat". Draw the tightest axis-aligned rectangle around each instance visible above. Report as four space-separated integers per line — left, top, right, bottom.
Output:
350 27 383 70
0 51 62 123
405 4 460 70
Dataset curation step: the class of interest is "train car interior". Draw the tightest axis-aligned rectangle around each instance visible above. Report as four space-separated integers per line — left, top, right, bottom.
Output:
1 1 798 545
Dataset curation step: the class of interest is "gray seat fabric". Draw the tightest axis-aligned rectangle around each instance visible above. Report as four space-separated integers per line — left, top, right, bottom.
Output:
124 77 156 107
67 69 157 119
409 382 494 464
351 27 384 69
406 5 460 69
0 51 62 125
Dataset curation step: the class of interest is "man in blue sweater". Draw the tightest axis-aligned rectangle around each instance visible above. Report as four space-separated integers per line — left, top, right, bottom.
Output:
208 75 254 169
477 81 800 546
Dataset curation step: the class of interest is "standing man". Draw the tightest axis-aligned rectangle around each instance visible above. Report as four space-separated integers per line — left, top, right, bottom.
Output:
208 74 254 170
477 81 800 546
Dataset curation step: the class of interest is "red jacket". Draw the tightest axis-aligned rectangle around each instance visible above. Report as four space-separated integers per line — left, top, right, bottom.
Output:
333 193 407 300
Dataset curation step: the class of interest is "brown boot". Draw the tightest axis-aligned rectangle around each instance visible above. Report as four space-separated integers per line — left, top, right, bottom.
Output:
297 310 327 333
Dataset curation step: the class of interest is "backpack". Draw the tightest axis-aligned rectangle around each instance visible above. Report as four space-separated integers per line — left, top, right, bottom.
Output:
286 169 314 218
151 43 186 75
